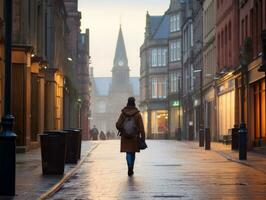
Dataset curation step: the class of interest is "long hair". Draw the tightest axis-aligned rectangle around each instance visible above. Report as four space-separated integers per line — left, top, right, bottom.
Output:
127 97 136 107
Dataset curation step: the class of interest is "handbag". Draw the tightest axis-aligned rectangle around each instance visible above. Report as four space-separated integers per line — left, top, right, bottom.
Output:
139 138 148 150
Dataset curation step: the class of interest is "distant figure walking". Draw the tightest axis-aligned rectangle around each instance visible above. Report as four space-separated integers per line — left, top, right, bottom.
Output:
99 131 106 140
90 125 99 140
116 97 146 176
106 131 111 139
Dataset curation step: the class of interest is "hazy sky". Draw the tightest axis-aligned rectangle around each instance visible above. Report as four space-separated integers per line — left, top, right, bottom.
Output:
78 0 170 77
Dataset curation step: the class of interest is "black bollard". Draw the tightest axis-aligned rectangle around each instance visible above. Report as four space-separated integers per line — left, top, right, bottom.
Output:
231 125 239 150
205 128 211 150
238 123 247 160
176 128 182 141
0 116 16 196
199 128 204 147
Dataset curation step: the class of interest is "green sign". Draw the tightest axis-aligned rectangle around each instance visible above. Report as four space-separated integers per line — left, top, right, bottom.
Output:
172 100 180 107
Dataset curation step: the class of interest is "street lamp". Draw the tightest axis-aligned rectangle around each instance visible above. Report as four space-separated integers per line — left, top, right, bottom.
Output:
77 98 82 129
193 69 204 147
0 0 17 196
238 37 252 160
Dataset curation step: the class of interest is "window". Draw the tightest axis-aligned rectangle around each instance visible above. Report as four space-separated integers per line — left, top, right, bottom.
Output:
191 24 193 47
170 14 180 32
152 49 157 67
151 77 167 99
218 90 235 137
170 72 181 93
150 48 167 67
241 19 245 45
218 33 220 67
190 64 194 90
151 110 168 134
170 40 181 62
140 79 146 101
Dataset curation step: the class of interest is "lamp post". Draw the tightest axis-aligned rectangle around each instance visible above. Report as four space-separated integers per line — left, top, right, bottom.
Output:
194 69 204 147
0 0 17 196
77 98 82 129
238 37 252 160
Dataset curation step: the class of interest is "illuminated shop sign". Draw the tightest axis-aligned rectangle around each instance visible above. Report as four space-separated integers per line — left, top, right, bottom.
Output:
172 100 180 107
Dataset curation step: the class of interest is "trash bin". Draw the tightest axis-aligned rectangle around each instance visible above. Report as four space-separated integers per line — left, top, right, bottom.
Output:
39 131 67 175
64 129 81 163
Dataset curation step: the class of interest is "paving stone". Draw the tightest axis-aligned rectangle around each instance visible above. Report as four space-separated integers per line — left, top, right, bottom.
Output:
1 141 95 200
49 140 266 200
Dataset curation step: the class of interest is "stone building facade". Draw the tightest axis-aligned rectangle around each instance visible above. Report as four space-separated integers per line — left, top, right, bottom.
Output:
0 0 90 151
77 30 91 140
191 0 203 140
202 0 217 140
182 0 194 140
140 0 185 139
238 0 266 147
215 0 239 141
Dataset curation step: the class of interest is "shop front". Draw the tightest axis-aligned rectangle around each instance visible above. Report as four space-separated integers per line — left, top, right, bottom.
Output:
30 60 45 147
11 46 33 152
217 79 235 141
169 100 182 139
141 101 168 139
151 110 168 139
204 87 217 141
141 111 148 135
248 57 266 147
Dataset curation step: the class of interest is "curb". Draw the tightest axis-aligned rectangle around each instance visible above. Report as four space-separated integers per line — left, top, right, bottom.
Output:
182 141 266 174
214 150 266 175
38 143 99 200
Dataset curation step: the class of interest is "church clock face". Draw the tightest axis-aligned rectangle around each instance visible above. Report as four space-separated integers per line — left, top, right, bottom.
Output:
118 60 124 66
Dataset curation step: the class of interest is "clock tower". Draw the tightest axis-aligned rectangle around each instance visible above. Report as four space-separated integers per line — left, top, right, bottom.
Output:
111 25 130 92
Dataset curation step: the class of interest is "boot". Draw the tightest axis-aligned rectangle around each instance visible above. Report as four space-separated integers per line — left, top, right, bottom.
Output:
128 166 134 176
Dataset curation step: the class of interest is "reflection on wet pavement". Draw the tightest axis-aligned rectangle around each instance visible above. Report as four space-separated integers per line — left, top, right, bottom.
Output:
49 140 266 200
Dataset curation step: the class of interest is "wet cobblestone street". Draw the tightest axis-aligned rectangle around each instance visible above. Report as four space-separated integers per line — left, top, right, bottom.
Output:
49 140 266 200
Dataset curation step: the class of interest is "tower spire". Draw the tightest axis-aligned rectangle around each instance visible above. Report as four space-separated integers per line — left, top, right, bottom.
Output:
113 26 128 67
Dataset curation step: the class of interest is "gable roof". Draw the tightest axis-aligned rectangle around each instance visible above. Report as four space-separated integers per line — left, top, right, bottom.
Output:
153 15 170 39
149 16 163 35
149 14 169 40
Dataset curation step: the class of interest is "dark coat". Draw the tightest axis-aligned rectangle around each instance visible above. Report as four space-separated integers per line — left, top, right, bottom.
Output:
116 106 145 153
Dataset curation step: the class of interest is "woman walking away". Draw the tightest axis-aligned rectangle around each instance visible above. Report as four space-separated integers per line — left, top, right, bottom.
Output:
116 97 146 176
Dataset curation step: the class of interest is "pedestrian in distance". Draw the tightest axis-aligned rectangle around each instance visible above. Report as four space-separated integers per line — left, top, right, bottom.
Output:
90 125 99 140
99 131 106 140
116 97 146 176
106 131 111 140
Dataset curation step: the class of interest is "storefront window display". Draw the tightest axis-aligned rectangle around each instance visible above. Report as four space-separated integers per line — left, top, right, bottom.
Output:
141 111 148 134
218 90 235 137
254 79 266 139
151 110 168 134
170 108 181 134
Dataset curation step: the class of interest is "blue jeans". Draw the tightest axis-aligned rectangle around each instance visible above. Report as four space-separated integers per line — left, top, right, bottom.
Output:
126 152 135 168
